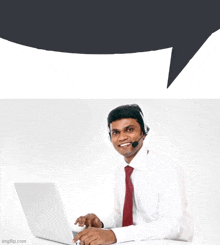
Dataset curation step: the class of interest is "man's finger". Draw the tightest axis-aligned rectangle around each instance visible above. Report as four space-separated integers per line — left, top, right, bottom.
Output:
80 233 97 245
73 231 83 242
73 229 90 242
90 239 99 245
79 217 86 227
84 236 98 245
74 219 78 225
75 216 84 225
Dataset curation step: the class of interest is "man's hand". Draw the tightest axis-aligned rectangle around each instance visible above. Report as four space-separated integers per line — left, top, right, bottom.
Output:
73 227 117 245
74 213 102 228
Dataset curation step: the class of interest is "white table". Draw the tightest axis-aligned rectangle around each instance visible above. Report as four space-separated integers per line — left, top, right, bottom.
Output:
29 237 193 245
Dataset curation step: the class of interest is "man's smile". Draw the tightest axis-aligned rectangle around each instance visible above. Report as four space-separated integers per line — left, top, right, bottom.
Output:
119 142 131 147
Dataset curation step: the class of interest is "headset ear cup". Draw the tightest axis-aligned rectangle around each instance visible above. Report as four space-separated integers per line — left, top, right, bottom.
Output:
146 126 150 135
139 110 149 136
143 125 150 136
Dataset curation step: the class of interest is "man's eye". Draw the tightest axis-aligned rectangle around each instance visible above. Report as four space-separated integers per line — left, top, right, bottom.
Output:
112 131 118 135
127 128 133 132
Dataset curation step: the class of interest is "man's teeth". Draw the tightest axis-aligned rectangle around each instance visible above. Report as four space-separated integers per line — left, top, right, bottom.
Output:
120 143 130 147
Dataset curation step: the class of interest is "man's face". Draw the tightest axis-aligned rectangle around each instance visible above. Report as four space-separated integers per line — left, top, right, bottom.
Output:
110 118 145 163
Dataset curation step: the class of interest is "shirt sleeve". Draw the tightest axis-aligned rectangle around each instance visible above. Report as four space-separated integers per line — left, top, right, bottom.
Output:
102 168 123 229
111 166 194 243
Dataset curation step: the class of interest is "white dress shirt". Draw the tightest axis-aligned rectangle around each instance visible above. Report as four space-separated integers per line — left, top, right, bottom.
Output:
104 143 194 243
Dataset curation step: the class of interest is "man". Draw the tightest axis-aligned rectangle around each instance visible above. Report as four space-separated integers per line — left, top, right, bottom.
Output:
73 104 193 244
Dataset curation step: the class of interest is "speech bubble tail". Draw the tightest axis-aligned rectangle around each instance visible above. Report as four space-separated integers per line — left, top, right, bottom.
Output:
167 36 210 88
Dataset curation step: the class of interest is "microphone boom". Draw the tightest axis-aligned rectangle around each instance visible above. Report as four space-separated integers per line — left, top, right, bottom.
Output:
132 135 144 148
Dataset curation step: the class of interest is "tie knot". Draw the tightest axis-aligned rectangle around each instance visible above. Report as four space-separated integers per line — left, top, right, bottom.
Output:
125 165 134 177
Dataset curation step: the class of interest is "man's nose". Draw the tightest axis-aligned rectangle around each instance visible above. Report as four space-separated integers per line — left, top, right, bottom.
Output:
118 131 128 141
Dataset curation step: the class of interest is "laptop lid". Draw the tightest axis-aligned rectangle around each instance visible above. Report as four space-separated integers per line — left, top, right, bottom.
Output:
14 182 75 245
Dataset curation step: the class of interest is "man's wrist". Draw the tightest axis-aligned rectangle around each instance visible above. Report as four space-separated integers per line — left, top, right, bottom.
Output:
101 222 104 228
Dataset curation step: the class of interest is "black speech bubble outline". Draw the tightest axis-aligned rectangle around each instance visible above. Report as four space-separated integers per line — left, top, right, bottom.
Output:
0 1 219 88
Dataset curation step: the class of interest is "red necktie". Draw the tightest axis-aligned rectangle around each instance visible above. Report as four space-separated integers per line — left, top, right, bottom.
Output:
122 165 134 227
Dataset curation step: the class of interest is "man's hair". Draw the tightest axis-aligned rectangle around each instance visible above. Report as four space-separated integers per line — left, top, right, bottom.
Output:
107 104 149 136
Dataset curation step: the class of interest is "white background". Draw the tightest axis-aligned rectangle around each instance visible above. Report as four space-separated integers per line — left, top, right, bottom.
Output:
1 100 220 245
0 28 220 245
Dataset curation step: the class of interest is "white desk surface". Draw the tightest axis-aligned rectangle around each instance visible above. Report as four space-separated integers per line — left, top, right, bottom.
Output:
1 226 201 245
30 237 193 245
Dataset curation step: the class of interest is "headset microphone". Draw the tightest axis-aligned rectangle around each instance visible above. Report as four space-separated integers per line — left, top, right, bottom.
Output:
132 135 144 148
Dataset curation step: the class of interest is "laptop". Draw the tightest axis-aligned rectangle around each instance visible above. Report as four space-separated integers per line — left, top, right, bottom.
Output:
14 183 82 245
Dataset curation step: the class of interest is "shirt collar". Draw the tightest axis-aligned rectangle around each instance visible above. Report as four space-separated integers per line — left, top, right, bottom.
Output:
123 141 150 171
